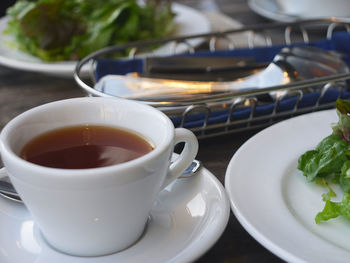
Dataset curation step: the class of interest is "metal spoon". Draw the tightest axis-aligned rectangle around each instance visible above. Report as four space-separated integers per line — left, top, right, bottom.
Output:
0 160 202 203
0 180 21 203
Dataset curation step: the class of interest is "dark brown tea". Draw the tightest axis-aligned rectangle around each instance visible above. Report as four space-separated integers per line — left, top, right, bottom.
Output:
20 125 154 169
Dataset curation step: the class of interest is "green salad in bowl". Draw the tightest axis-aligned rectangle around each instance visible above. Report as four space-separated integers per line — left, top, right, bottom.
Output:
3 0 176 61
298 99 350 223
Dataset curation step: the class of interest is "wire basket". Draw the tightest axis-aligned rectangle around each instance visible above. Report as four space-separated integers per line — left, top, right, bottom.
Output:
74 17 350 139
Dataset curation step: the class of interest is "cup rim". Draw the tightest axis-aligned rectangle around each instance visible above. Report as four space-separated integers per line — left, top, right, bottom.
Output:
0 97 175 179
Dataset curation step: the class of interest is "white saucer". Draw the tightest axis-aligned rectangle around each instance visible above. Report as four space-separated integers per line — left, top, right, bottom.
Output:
248 0 299 22
0 166 229 263
248 0 350 22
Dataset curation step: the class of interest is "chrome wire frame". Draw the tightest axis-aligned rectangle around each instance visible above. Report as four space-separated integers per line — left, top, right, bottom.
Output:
74 18 350 139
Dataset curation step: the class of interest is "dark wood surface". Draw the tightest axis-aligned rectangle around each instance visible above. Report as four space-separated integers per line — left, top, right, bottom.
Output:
0 1 285 262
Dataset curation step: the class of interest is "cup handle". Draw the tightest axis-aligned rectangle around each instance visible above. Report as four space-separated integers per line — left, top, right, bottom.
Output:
161 128 198 189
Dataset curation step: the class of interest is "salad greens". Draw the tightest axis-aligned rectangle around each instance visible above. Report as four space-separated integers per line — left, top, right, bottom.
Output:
298 99 350 223
4 0 176 61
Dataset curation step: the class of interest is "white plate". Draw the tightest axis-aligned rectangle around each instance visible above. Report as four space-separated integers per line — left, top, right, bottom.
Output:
225 109 350 263
248 0 296 22
0 166 229 263
248 0 350 22
0 3 211 77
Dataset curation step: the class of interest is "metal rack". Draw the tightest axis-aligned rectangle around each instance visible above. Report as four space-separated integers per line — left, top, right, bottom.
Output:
74 18 350 139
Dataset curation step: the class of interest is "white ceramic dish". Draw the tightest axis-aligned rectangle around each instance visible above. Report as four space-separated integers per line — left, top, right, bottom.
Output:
248 0 350 22
0 3 211 77
0 166 229 263
225 109 350 263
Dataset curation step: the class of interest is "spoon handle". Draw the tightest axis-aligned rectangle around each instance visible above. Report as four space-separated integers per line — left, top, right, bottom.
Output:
0 180 19 197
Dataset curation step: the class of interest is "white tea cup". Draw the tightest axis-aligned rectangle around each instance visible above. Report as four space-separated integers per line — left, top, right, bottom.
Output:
0 97 198 256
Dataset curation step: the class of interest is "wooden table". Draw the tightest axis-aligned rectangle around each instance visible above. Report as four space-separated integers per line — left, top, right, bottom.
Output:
0 1 284 262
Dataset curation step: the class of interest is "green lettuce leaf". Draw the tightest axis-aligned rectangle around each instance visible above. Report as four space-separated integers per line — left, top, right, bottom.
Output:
4 0 176 61
339 160 350 192
332 99 350 142
298 133 350 182
315 192 350 223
